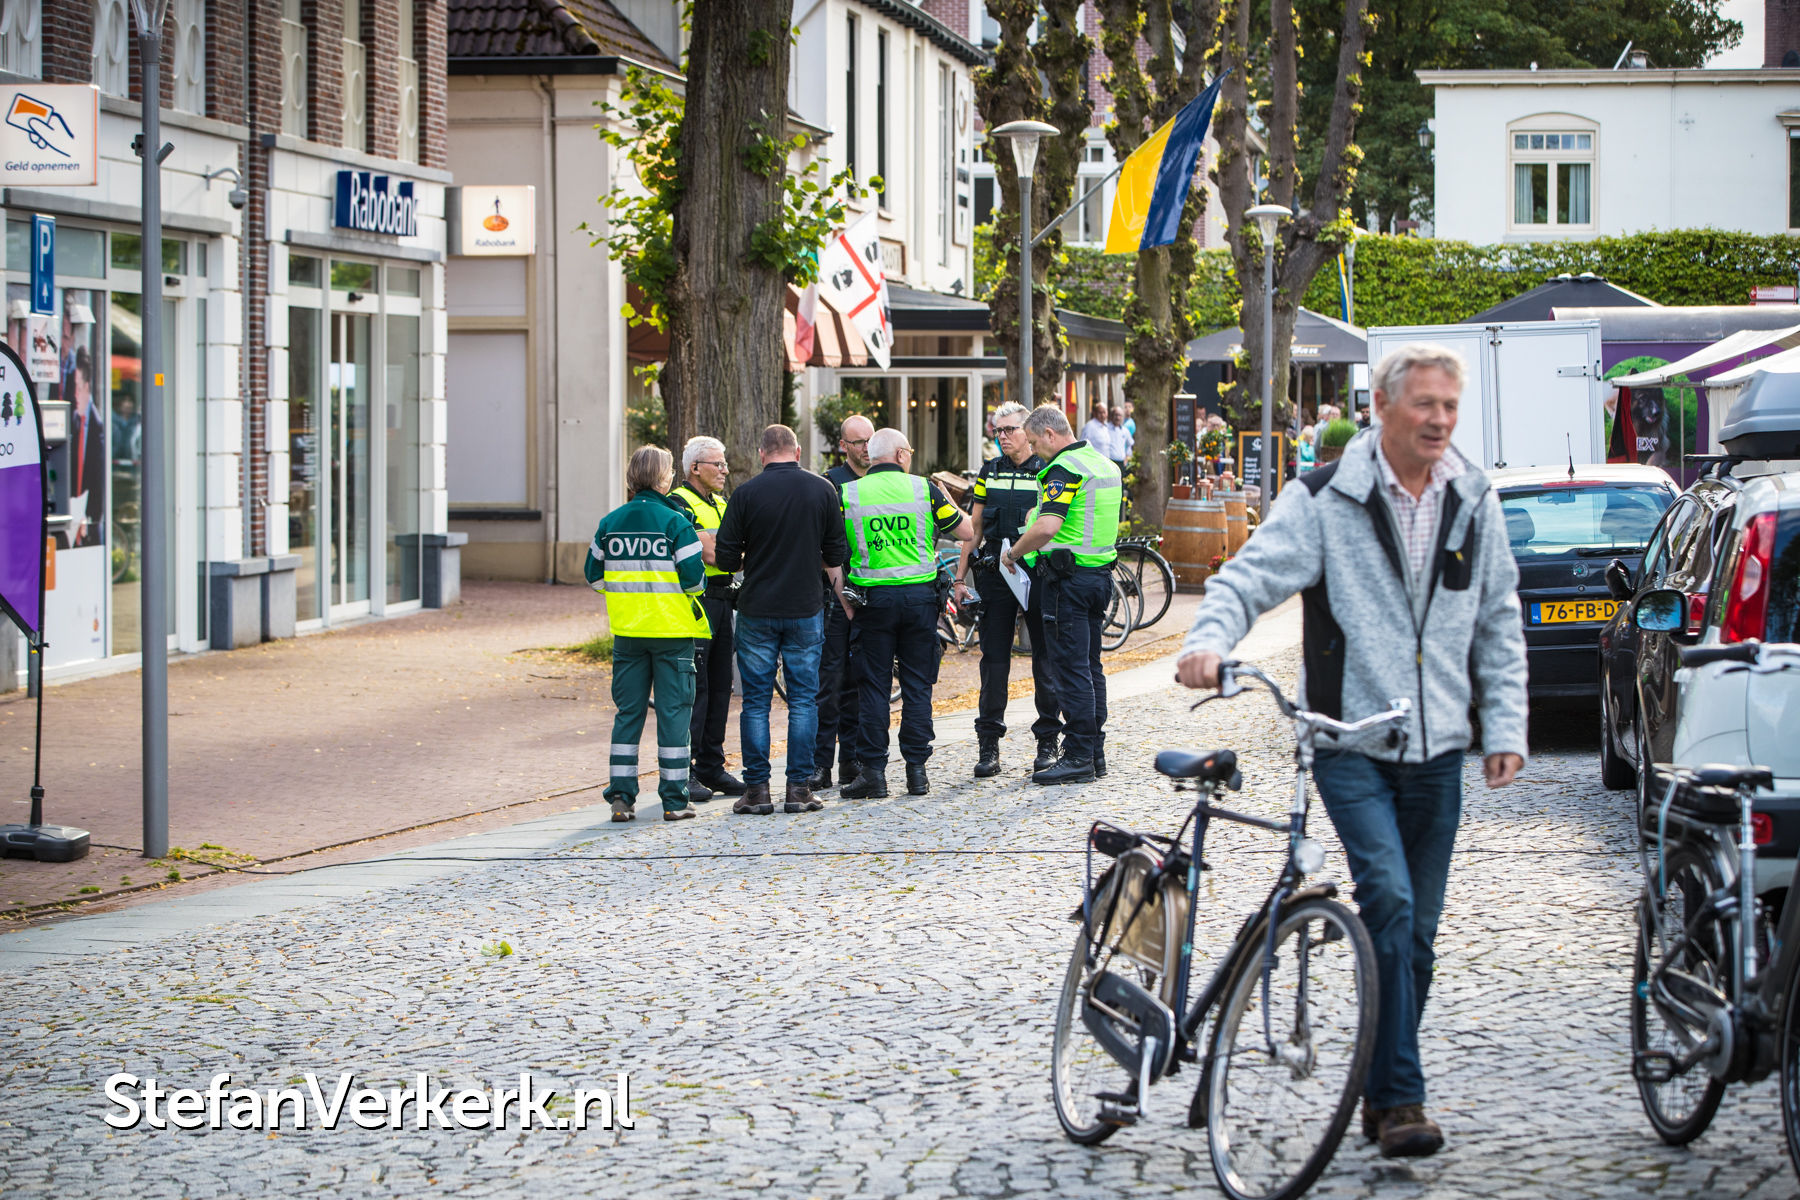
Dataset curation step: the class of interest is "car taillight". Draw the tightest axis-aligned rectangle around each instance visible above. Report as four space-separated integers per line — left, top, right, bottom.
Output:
1723 513 1777 643
1686 591 1708 637
1754 813 1774 846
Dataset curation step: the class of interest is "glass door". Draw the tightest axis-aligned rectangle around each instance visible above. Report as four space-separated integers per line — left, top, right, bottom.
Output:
288 303 323 622
329 311 373 615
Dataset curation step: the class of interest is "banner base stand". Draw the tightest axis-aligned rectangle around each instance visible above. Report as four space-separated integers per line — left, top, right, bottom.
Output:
0 822 90 862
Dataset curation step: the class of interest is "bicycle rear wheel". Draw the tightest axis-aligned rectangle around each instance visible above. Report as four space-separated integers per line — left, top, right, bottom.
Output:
1632 841 1729 1144
1780 936 1800 1180
1101 575 1136 652
1119 544 1175 630
1052 851 1184 1144
1200 897 1375 1200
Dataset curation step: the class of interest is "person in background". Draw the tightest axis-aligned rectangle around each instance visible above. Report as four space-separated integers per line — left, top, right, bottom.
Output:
1297 424 1317 472
955 401 1061 778
1080 401 1114 465
809 413 875 791
839 428 974 799
715 424 850 815
67 346 105 549
584 446 709 823
1108 405 1132 476
1123 400 1137 443
667 436 742 803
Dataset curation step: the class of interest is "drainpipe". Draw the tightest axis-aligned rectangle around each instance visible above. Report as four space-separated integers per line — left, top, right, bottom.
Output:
535 75 560 583
242 1 254 559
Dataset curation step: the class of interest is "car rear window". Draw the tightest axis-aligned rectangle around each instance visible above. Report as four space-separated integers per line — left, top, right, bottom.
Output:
1500 485 1673 555
1769 514 1800 642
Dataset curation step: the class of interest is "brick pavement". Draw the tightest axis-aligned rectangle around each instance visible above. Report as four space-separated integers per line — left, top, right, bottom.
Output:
2 635 1797 1198
0 580 1198 916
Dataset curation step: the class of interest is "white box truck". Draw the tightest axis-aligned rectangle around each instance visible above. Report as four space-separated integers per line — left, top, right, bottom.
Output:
1364 319 1605 470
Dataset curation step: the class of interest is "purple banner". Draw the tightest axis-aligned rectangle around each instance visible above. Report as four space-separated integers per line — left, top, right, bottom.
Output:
0 342 45 638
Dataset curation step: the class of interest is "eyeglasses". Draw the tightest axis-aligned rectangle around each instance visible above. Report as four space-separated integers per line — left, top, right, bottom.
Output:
994 424 1023 435
697 460 727 470
843 438 870 448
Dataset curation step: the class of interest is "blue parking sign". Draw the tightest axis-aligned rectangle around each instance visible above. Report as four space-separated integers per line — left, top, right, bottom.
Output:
29 214 52 315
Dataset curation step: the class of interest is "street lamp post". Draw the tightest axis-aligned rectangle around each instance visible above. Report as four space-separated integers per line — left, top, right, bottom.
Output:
1245 203 1292 521
990 120 1060 410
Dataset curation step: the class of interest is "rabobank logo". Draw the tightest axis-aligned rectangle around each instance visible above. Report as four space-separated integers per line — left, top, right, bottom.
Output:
334 171 418 238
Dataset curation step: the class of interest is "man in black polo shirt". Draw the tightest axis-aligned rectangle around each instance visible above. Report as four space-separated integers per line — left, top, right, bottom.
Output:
807 413 874 791
955 401 1062 778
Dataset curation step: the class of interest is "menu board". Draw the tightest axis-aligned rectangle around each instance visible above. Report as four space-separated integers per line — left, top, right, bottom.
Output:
1236 430 1287 498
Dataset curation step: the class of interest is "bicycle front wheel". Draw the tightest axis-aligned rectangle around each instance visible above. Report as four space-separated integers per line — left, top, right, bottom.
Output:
1632 841 1729 1144
1052 853 1183 1144
1101 575 1136 652
1200 897 1375 1200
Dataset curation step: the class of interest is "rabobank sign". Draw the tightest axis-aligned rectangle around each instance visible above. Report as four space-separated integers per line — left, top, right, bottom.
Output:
334 171 418 238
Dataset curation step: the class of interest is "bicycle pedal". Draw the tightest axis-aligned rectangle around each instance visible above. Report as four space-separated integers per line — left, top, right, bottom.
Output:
1096 1100 1140 1127
1633 1051 1676 1084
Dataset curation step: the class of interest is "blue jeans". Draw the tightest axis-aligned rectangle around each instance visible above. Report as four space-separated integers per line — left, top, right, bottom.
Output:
1311 748 1463 1109
735 612 824 786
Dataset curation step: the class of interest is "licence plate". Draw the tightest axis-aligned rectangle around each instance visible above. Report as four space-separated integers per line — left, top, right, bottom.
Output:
1530 599 1618 625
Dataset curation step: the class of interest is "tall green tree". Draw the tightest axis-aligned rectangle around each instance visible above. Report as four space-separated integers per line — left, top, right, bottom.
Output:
1096 0 1220 528
1295 0 1743 231
976 0 1093 409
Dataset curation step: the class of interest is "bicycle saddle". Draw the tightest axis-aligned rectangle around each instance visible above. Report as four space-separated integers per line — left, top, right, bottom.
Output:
1687 763 1775 792
1154 748 1241 787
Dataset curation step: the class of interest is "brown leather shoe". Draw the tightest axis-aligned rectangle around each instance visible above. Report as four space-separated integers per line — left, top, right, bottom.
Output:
733 784 774 815
783 783 822 813
1373 1104 1443 1158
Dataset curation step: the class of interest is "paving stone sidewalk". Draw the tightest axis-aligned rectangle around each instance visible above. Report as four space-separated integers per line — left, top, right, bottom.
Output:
1 624 1795 1198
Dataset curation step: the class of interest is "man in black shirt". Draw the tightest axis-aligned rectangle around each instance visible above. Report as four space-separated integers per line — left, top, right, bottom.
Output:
714 425 851 815
808 413 874 791
954 401 1061 778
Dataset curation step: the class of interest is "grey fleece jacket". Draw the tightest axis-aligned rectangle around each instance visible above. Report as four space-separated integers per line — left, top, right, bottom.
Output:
1181 431 1529 764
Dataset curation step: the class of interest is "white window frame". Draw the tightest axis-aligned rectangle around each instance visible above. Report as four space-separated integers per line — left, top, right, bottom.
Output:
1785 118 1800 233
1506 114 1598 234
93 0 130 96
171 0 205 114
341 0 366 152
397 2 419 163
0 0 41 78
281 0 308 138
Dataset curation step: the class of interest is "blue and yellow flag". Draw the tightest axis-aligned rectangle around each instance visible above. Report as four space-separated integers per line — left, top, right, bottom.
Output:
1103 75 1226 256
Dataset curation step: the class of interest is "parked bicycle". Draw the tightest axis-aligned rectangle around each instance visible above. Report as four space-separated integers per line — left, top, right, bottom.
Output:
1053 660 1408 1200
1113 534 1175 631
1630 637 1800 1180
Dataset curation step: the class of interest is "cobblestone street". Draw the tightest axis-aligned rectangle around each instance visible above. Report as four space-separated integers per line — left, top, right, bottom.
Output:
2 635 1796 1198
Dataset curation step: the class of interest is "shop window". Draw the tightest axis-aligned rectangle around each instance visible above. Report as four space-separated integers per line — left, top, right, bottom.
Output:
387 266 420 297
289 253 323 287
341 0 366 152
110 234 187 275
281 0 308 138
330 260 375 292
171 0 205 115
58 228 106 279
845 14 858 181
92 0 129 96
0 0 41 78
1508 120 1595 231
397 1 419 164
385 314 421 604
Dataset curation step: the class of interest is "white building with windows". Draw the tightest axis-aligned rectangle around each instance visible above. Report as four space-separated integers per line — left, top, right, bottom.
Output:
1422 67 1800 242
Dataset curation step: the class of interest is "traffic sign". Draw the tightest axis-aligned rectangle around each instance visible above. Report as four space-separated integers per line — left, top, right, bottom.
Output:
29 215 53 316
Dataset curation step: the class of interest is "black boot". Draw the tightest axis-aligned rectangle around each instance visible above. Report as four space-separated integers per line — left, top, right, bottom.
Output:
1094 750 1107 778
688 778 714 803
1033 737 1061 772
974 738 1001 779
840 764 889 799
906 763 930 795
699 770 747 796
1033 755 1096 786
806 765 833 791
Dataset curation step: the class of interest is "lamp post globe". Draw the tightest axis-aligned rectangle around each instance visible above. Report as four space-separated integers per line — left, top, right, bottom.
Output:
1243 203 1292 519
991 120 1061 407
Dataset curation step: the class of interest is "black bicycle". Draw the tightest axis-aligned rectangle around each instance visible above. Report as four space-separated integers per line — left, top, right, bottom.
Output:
1052 661 1406 1200
1114 535 1176 631
1630 638 1800 1180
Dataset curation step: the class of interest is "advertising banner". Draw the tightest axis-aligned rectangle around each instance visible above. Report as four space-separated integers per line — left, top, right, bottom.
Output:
456 186 536 256
0 341 46 638
0 86 99 187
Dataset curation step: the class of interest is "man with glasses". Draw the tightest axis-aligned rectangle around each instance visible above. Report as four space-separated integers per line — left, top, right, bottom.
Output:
808 413 876 792
955 402 1061 778
669 436 743 801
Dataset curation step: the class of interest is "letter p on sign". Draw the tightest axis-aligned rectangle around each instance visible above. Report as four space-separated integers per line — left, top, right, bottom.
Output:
30 214 53 316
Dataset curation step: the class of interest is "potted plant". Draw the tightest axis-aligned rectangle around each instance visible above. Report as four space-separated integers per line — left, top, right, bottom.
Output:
1316 417 1358 464
1166 441 1194 498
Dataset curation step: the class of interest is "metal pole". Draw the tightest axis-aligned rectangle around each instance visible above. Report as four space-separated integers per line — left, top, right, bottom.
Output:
1019 174 1034 409
1259 240 1274 521
134 0 170 860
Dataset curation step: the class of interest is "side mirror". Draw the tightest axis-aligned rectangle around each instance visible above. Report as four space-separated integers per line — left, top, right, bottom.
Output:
1635 588 1684 633
1604 558 1633 601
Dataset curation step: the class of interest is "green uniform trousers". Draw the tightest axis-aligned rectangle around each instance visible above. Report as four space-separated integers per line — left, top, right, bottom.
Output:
606 636 698 812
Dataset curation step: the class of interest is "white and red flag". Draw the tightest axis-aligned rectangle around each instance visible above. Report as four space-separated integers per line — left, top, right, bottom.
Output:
794 281 819 364
817 211 892 370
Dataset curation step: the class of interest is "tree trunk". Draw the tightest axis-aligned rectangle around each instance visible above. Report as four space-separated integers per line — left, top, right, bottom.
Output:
667 1 794 476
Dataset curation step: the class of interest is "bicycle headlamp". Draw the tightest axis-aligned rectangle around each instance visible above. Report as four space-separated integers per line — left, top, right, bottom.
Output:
1293 837 1326 875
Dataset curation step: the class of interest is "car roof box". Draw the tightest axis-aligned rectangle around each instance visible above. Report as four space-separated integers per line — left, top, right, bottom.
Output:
1719 369 1800 459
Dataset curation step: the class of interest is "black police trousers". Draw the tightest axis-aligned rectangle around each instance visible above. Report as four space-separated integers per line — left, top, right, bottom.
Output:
689 589 735 778
853 582 939 768
973 564 1061 744
1041 567 1110 761
812 597 862 777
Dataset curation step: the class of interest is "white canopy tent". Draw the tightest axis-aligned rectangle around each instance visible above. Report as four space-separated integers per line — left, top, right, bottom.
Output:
1609 322 1800 389
1700 344 1800 449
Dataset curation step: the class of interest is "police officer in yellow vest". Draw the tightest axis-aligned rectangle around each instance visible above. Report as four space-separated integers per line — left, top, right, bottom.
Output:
1000 405 1122 785
668 436 745 803
584 446 711 822
839 428 974 800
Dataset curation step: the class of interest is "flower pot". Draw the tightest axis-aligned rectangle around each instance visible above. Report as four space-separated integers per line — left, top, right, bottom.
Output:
1170 483 1193 500
1316 443 1344 464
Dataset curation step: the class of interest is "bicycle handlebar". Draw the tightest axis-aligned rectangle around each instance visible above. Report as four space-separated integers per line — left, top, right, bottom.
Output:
1678 641 1761 667
1210 660 1412 741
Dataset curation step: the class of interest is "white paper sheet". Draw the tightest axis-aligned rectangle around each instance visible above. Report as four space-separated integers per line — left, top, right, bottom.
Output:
998 538 1030 609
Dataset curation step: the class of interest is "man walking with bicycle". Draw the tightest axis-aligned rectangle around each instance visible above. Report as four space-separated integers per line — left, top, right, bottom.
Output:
1175 344 1528 1158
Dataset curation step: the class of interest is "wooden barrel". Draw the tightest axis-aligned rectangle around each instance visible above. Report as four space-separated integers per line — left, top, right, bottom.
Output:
1217 489 1249 554
1163 498 1228 591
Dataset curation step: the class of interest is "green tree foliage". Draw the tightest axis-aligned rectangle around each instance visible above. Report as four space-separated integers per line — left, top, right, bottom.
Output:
1294 0 1743 231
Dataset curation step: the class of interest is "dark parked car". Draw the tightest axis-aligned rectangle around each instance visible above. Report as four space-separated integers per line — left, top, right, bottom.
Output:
1492 464 1677 703
1597 468 1744 796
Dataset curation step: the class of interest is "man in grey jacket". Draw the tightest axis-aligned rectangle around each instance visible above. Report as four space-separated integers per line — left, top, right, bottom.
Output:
1176 343 1527 1159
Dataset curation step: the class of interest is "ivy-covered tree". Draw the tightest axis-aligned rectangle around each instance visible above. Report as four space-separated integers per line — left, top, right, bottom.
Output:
1214 0 1371 441
976 0 1093 409
1096 0 1219 529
